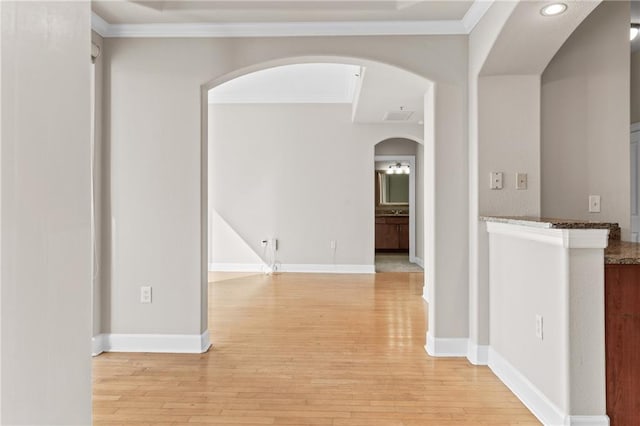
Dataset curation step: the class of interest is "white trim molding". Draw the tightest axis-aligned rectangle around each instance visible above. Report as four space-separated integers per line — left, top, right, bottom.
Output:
92 330 211 355
488 348 566 426
209 263 264 273
278 264 375 274
411 256 424 268
209 263 375 274
567 416 610 426
466 340 489 366
488 349 609 426
91 1 494 38
424 332 468 357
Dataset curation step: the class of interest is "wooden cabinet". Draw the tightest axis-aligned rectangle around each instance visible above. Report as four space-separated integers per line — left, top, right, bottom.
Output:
605 264 640 426
375 216 409 250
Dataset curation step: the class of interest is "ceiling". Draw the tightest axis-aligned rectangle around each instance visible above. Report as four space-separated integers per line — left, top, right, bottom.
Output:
208 61 430 124
93 1 474 24
91 0 492 37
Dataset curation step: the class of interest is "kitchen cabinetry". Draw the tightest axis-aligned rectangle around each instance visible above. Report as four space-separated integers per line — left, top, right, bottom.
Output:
605 264 640 426
375 216 409 250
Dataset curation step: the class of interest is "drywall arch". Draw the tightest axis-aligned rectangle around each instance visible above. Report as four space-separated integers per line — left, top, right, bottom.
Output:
467 0 602 364
100 35 467 355
200 53 462 352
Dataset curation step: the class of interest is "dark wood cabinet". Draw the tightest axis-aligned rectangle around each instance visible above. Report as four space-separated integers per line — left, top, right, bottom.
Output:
605 264 640 426
375 216 409 250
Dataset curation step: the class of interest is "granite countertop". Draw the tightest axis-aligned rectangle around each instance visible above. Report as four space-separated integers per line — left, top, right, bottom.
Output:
605 240 640 265
480 216 620 231
481 215 640 264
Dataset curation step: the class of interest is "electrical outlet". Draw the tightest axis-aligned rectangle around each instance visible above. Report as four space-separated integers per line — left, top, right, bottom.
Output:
535 314 543 340
490 172 503 190
589 195 601 213
330 240 337 250
516 173 527 190
140 286 152 304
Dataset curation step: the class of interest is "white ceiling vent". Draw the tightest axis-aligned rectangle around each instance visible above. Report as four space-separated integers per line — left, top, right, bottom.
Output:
383 111 414 121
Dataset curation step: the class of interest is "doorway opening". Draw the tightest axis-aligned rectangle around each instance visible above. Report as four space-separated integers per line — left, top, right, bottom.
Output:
374 139 423 273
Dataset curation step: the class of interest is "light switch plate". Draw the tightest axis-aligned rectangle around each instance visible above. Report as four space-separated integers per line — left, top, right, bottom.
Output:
490 172 503 190
516 173 527 190
589 195 601 213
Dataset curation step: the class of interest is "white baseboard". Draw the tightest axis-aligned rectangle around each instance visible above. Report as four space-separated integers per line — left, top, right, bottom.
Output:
422 284 430 304
278 264 375 274
209 263 264 272
567 416 610 426
424 331 468 357
92 334 107 356
92 330 211 355
209 262 375 274
411 256 424 268
466 340 489 365
488 347 565 426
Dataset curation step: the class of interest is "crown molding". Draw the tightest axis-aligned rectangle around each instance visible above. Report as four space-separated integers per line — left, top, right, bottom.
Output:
91 12 110 37
462 0 494 33
91 1 494 38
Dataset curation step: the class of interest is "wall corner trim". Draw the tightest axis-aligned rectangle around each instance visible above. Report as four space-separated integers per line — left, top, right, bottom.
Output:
424 332 468 357
567 416 610 426
488 347 566 426
411 256 425 268
466 341 489 365
92 331 211 354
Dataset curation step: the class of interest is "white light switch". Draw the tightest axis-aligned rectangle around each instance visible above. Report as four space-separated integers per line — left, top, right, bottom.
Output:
535 314 543 340
140 286 152 304
490 172 503 190
516 173 528 190
589 195 601 213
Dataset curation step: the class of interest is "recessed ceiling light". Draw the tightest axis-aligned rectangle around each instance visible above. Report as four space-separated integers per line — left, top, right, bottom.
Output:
631 24 640 41
541 3 567 16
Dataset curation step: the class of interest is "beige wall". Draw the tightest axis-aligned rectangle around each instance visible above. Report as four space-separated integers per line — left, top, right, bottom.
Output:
103 35 469 341
541 1 631 238
1 1 92 423
209 104 421 267
632 51 640 125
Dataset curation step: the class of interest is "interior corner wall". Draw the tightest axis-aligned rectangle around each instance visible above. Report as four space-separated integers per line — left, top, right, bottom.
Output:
1 2 92 423
632 51 640 125
541 0 631 239
416 142 425 262
208 103 421 267
478 74 541 216
92 30 104 338
103 34 468 342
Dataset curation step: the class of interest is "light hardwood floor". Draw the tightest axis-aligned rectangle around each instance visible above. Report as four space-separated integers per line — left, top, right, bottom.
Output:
93 272 540 425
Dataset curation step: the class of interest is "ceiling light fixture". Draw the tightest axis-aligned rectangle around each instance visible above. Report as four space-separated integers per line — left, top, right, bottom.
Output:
631 24 640 41
386 163 410 175
540 3 567 16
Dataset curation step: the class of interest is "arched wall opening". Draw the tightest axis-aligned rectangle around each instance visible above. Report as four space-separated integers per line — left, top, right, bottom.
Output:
373 137 424 272
202 56 435 337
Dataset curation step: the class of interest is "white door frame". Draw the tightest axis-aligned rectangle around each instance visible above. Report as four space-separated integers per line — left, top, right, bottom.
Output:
631 123 640 242
374 154 416 263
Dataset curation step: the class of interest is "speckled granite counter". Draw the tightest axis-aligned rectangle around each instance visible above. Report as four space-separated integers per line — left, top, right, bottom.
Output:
481 216 640 264
604 240 640 265
480 216 620 237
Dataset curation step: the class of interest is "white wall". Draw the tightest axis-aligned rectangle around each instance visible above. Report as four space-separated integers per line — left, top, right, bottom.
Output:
92 30 104 340
541 1 631 239
102 35 469 344
209 103 421 268
487 223 608 422
632 51 640 125
478 75 541 216
1 1 92 423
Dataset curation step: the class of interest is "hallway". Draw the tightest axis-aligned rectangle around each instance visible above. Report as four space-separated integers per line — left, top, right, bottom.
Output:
93 273 539 425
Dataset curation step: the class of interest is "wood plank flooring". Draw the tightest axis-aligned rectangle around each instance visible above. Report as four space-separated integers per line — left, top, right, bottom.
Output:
93 272 540 425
